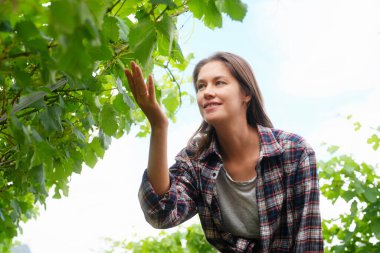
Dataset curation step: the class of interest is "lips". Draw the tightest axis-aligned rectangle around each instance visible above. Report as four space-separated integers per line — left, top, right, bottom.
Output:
203 102 222 109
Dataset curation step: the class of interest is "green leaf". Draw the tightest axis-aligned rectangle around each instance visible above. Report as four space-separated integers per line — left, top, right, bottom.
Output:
353 121 362 131
57 34 93 79
156 15 176 41
39 106 63 132
86 0 112 27
10 115 25 144
103 16 119 41
129 16 157 67
162 90 180 114
73 128 86 142
49 0 77 35
216 0 247 21
15 20 40 41
111 0 140 16
353 180 364 194
156 14 175 52
150 0 177 9
327 145 339 154
99 103 118 136
89 137 105 158
30 164 48 196
371 218 380 239
88 42 113 61
115 77 136 109
171 40 186 66
350 200 358 215
367 134 380 151
341 191 356 202
83 148 97 168
30 164 44 183
14 19 49 52
30 149 42 168
116 77 136 109
203 1 223 29
116 16 131 42
363 187 378 203
0 19 12 32
0 209 5 221
13 68 31 89
113 94 129 114
188 0 208 19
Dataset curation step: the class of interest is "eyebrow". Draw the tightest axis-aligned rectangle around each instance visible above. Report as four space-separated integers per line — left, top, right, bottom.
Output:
196 75 228 84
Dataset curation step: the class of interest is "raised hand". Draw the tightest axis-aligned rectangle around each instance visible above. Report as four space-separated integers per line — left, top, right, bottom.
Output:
125 61 170 194
125 61 168 129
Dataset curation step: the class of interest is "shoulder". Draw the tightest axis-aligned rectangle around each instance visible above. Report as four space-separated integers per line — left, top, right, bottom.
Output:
258 125 314 162
272 128 311 150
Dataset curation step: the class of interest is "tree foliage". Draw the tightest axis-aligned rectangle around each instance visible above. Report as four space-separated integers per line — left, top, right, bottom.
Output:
0 0 247 250
319 119 380 252
105 223 216 253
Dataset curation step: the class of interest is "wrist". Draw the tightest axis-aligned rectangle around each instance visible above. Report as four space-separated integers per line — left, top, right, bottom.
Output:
151 118 168 131
148 109 169 130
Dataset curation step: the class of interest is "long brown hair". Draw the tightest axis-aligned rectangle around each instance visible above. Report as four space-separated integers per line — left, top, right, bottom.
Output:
188 52 273 157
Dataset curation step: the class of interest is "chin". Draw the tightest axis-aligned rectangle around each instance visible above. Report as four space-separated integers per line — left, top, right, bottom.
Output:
203 115 225 126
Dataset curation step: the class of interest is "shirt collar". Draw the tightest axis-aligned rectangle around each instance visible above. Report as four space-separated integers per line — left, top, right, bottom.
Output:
198 124 283 161
198 132 222 161
257 124 284 157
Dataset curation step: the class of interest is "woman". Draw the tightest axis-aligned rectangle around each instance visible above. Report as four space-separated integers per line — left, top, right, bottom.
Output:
125 52 323 253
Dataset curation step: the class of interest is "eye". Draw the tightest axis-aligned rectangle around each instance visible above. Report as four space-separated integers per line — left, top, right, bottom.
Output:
197 83 206 90
216 80 226 86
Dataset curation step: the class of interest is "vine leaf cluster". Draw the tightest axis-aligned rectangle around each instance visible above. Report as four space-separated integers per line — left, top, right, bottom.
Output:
0 0 247 250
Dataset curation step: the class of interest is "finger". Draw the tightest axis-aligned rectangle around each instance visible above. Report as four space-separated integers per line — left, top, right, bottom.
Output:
148 75 155 100
124 69 136 96
129 61 143 97
132 62 147 96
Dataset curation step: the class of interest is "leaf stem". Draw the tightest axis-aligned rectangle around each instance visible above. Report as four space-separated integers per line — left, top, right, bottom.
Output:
54 87 117 93
164 62 182 107
155 6 169 21
1 83 6 115
113 0 127 16
107 0 122 13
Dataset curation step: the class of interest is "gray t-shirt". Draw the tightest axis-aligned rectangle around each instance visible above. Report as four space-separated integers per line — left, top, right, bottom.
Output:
216 167 260 239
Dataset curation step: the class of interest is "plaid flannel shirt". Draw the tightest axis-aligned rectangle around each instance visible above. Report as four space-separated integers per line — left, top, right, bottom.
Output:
138 125 323 252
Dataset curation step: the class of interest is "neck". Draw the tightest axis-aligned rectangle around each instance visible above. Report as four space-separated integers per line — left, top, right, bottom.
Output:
214 120 260 161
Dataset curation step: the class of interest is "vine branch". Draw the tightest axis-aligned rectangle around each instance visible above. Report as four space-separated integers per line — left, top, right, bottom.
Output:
164 62 182 107
156 6 169 21
113 0 127 16
107 0 122 13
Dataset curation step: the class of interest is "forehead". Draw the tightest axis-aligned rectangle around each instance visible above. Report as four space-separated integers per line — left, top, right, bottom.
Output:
197 60 233 81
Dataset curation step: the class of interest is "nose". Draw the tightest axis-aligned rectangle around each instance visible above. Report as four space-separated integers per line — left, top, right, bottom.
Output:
203 85 216 99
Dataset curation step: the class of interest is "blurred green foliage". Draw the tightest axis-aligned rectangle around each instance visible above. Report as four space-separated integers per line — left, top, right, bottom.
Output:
319 118 380 252
105 223 216 253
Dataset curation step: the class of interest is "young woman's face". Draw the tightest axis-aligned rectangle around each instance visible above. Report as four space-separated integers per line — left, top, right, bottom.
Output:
196 60 251 126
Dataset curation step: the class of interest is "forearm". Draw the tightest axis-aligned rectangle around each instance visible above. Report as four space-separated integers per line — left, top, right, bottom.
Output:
124 61 171 195
147 121 170 195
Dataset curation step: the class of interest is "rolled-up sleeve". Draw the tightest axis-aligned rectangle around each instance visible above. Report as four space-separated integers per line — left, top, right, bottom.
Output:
138 157 199 229
293 149 324 252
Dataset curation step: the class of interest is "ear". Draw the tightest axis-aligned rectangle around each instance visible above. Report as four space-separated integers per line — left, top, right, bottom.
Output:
244 94 252 104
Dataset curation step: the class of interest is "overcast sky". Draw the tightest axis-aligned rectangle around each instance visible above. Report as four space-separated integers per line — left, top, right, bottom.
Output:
16 0 380 252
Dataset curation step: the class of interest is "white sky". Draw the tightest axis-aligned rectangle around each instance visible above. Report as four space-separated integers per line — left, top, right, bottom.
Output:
16 0 380 252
